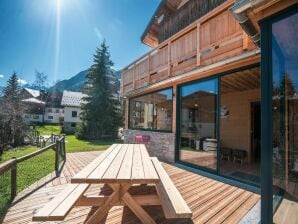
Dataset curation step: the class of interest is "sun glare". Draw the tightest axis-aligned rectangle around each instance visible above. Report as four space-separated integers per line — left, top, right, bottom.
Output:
54 0 61 81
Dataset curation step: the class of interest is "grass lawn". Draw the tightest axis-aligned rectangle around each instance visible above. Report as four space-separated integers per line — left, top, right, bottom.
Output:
0 124 120 220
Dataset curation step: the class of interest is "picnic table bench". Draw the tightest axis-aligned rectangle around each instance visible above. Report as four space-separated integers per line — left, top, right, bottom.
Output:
33 144 192 224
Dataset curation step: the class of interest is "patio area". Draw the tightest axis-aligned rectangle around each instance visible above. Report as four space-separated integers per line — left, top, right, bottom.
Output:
3 150 260 224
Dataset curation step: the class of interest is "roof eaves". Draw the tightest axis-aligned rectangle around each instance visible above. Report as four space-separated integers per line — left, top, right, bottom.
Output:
140 0 167 43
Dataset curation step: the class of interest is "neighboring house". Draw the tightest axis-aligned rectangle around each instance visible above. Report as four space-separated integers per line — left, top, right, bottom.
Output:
61 91 86 134
120 0 298 223
21 88 45 123
44 107 64 124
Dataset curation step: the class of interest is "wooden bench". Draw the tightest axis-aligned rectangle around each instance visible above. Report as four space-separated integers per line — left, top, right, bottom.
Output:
151 157 192 219
33 183 89 221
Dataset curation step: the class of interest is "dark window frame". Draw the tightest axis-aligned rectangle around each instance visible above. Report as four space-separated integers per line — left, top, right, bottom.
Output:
175 64 261 190
128 87 173 133
72 111 78 118
260 4 298 224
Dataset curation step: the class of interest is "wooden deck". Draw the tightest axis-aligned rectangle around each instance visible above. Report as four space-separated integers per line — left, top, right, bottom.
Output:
3 151 260 224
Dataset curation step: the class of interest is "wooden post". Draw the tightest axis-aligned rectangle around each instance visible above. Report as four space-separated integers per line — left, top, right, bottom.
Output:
63 136 66 160
11 158 17 200
168 42 172 77
196 23 201 66
125 98 129 129
132 65 136 90
172 85 177 134
55 140 60 174
242 31 249 51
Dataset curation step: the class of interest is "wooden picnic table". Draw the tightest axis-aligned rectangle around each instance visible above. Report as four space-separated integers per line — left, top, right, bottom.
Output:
33 144 192 224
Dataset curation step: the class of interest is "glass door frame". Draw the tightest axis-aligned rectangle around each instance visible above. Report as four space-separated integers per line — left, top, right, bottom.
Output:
175 75 220 174
260 4 298 224
175 64 261 179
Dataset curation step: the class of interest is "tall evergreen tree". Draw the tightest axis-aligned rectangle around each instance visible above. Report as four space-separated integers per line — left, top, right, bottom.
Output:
76 41 121 139
0 72 27 147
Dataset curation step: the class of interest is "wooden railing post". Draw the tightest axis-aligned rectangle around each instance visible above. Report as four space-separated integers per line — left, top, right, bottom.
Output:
168 42 171 76
196 23 201 66
11 157 17 200
62 136 66 160
55 140 60 174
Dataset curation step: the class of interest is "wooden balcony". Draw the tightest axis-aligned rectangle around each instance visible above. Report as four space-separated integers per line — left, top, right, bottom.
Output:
121 0 256 96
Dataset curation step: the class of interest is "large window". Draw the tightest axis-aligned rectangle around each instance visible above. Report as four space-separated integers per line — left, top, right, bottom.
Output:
271 10 298 223
179 78 218 170
129 88 173 131
219 67 260 185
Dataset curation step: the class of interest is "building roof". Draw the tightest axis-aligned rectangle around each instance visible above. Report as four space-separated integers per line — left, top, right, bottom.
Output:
141 0 185 47
22 98 45 105
61 91 86 107
24 88 40 98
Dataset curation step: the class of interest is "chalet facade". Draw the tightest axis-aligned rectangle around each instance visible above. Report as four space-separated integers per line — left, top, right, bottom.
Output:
61 91 86 134
21 88 45 123
121 0 298 223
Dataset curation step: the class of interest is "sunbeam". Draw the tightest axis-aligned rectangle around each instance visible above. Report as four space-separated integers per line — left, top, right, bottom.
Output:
54 0 61 81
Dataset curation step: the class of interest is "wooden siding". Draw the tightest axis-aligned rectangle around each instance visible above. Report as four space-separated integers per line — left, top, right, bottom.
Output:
3 151 260 224
121 0 257 96
159 0 227 43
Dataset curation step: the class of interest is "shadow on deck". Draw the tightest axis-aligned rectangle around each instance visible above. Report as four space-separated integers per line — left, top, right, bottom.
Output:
3 151 260 224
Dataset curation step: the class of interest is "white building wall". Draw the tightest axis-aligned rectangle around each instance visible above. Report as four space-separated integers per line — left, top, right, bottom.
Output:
44 107 64 124
23 114 43 123
64 106 82 123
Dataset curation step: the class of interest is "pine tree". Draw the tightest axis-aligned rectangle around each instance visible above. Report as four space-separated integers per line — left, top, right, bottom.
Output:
1 72 27 147
3 72 20 101
76 41 121 140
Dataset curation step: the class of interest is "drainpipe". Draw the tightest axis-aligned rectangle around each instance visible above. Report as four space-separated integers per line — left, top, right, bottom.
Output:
230 0 266 47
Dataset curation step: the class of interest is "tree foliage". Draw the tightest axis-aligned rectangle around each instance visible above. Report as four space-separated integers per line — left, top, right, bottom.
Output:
0 72 27 150
76 41 121 140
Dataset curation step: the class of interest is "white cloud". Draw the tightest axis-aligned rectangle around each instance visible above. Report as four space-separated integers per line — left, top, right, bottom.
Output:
17 78 28 85
93 27 103 41
0 74 4 78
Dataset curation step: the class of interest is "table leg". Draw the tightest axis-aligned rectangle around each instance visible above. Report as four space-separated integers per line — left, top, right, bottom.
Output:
121 192 157 224
85 183 157 224
85 185 120 224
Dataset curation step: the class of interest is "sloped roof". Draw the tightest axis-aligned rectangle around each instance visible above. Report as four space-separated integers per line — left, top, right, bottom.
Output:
61 91 86 107
22 98 45 104
24 88 40 98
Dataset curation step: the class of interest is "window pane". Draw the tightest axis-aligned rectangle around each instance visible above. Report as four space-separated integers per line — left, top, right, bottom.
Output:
129 88 173 131
272 12 298 222
219 67 261 185
179 79 218 170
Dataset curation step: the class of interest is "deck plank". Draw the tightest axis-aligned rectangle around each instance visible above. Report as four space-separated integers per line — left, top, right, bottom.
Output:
3 150 260 224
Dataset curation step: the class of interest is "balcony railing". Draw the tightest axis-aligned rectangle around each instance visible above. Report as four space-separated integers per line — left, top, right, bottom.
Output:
121 0 256 95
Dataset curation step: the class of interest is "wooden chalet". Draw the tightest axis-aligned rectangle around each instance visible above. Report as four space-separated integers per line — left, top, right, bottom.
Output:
121 0 298 223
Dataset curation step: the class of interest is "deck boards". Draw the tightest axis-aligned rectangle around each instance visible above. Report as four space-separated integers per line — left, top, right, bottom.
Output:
3 150 260 224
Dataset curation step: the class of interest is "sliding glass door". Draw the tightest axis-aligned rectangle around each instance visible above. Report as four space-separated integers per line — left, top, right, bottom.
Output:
178 78 218 171
261 6 298 224
271 10 298 223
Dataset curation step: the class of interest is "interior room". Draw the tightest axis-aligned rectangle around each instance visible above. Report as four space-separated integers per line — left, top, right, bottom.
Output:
179 67 261 185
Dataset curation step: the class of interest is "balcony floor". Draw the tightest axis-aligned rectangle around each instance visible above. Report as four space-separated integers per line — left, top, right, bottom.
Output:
3 151 260 224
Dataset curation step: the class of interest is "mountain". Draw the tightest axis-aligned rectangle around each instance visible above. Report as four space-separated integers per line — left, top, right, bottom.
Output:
48 69 121 93
48 70 88 92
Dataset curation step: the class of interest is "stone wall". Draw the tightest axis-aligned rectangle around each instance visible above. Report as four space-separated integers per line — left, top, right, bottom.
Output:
124 129 175 163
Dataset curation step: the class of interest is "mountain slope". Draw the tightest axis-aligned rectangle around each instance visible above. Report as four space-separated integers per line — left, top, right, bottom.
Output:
49 69 121 93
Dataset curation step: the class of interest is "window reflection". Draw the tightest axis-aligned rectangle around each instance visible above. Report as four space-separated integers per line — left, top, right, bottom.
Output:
129 88 173 131
272 12 298 223
179 79 218 170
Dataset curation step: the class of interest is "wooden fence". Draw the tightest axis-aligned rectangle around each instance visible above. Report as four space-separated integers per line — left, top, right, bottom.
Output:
0 135 66 200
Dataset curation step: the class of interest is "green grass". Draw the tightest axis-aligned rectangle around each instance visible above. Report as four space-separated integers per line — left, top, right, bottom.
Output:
66 135 120 153
0 124 120 220
36 124 62 135
0 146 55 221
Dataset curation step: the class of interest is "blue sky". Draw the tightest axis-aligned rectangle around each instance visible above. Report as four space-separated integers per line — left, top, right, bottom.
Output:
0 0 159 87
